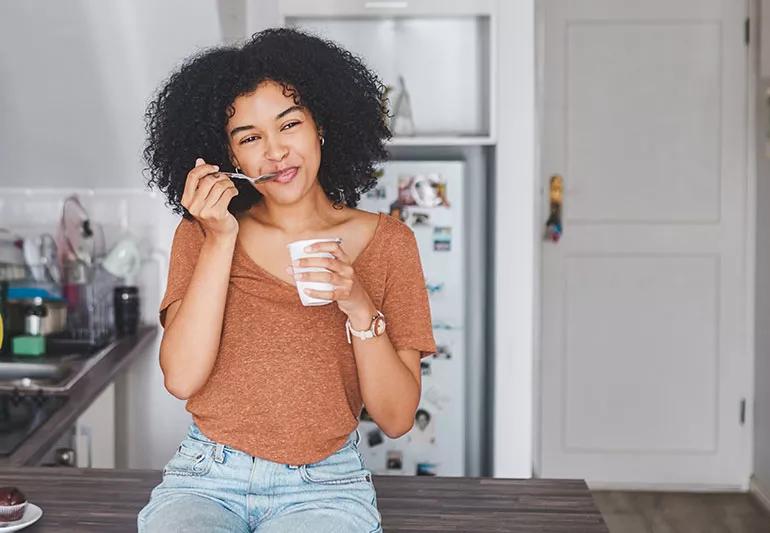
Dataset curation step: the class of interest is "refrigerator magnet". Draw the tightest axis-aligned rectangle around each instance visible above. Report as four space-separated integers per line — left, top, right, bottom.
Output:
433 226 452 251
386 450 403 470
397 174 450 208
410 211 431 227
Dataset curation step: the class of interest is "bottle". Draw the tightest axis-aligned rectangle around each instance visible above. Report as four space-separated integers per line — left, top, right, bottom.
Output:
24 297 47 336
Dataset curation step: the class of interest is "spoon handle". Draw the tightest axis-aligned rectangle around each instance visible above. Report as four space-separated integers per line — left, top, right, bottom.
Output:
222 171 277 184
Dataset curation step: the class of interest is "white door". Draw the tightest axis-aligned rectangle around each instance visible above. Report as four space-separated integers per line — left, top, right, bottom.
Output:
539 0 752 488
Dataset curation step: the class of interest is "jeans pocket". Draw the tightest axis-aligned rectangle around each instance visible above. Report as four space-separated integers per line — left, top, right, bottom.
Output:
298 446 373 486
163 438 214 477
299 463 372 486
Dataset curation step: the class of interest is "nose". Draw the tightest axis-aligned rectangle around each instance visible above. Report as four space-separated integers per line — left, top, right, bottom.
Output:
263 135 288 162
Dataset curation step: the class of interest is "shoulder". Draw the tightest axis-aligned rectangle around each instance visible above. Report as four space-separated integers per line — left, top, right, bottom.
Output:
344 208 380 233
380 213 417 247
339 209 383 250
346 209 417 249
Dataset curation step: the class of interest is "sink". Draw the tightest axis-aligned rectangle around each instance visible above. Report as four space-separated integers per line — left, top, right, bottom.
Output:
0 339 118 393
0 361 75 387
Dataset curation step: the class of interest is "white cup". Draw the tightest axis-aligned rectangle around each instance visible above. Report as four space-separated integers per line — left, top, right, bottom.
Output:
287 237 342 306
102 238 141 280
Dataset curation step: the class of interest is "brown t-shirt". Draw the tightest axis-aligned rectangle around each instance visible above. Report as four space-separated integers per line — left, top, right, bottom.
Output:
159 212 437 465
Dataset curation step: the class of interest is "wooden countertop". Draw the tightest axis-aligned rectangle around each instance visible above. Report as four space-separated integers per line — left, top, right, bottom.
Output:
0 467 608 532
0 326 158 467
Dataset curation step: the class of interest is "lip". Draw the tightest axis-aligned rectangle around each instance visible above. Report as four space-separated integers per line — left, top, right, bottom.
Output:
272 167 298 184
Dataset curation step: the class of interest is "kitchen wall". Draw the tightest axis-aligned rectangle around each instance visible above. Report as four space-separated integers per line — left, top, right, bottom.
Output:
755 0 770 502
0 0 278 469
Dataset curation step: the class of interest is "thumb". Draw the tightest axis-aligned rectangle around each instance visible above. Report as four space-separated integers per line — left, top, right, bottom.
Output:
195 157 205 167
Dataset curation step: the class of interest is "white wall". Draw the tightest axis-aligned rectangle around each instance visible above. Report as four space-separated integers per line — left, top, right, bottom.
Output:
0 0 225 189
755 0 770 496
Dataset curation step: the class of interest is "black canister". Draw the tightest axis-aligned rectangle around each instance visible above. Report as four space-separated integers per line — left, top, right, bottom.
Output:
113 286 140 336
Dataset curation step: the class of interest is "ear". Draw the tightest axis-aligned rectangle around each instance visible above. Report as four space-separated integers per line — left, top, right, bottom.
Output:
227 149 238 170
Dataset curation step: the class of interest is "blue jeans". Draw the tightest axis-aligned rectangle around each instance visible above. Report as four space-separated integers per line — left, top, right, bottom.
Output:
138 423 382 532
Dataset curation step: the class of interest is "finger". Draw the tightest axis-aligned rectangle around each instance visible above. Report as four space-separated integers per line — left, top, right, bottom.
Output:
303 239 346 258
294 257 352 276
294 270 344 284
188 174 228 214
208 183 238 210
303 287 338 301
192 166 222 187
204 178 235 205
187 157 218 184
284 266 298 284
182 161 220 207
196 188 234 221
200 190 237 222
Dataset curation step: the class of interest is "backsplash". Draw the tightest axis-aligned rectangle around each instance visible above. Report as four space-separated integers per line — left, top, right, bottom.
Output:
0 187 180 326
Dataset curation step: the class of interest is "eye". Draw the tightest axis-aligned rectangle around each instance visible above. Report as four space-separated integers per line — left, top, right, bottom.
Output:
281 121 300 131
239 135 260 145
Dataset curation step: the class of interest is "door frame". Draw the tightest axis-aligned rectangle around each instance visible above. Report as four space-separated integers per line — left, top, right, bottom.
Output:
529 0 756 488
493 0 537 478
747 0 759 492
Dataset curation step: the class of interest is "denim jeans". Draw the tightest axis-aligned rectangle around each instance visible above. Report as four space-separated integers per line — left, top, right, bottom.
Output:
137 423 382 532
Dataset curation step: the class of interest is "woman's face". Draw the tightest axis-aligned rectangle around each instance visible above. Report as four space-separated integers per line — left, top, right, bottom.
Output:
226 80 322 205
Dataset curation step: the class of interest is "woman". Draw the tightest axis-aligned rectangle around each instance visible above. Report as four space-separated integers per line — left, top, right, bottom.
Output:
137 28 436 532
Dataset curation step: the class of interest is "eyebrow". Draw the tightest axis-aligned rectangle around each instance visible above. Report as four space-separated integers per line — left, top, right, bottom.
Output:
229 105 304 138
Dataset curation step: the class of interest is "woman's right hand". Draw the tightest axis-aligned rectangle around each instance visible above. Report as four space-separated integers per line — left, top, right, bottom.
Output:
181 158 239 238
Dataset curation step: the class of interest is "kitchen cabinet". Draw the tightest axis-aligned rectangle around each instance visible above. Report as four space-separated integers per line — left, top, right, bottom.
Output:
75 383 115 468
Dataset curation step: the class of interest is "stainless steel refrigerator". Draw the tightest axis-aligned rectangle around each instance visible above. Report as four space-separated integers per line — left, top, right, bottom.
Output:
357 160 466 477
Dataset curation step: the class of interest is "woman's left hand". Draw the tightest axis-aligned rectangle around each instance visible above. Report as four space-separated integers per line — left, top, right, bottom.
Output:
290 240 374 322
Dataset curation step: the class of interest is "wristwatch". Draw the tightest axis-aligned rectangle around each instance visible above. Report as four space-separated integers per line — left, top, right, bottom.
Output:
346 310 386 344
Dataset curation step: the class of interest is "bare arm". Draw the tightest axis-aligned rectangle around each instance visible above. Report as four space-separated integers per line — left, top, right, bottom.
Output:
159 158 239 400
160 232 237 399
349 312 422 438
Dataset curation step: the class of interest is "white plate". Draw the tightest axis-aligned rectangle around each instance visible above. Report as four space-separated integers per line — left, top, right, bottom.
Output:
0 504 43 532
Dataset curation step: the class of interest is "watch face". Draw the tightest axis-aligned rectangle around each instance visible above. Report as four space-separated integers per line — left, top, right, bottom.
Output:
374 316 386 336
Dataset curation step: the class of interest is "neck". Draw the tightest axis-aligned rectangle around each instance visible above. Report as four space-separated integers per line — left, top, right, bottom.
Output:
249 183 343 234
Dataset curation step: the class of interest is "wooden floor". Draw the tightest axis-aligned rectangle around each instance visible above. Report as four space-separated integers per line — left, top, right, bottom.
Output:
592 491 770 533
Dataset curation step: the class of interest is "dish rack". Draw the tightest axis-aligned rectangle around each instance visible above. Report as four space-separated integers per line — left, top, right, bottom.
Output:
59 260 116 349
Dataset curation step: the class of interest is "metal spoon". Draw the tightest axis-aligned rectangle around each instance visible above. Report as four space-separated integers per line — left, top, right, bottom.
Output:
220 171 279 185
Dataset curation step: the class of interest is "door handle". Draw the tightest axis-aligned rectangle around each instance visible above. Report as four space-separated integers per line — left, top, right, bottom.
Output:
545 175 563 242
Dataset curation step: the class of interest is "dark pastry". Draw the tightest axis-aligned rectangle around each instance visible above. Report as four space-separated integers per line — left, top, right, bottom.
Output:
0 487 27 522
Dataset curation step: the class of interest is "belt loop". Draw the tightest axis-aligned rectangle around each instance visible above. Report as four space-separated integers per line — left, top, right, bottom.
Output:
214 443 225 463
354 427 361 447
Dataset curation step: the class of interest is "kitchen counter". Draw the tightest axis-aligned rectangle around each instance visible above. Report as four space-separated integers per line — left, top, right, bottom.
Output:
0 326 158 466
0 467 609 532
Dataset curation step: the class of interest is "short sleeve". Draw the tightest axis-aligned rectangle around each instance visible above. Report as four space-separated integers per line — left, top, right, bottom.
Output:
159 217 206 328
381 220 437 358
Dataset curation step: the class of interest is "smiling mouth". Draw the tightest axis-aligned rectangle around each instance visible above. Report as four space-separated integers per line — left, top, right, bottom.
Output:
272 167 298 184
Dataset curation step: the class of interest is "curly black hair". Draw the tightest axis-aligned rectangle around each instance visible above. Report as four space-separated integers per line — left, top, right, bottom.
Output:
143 28 391 217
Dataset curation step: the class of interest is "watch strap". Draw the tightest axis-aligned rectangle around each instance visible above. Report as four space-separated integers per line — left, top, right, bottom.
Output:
346 310 384 344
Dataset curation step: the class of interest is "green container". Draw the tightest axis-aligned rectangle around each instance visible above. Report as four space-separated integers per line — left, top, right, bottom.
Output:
12 335 46 357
